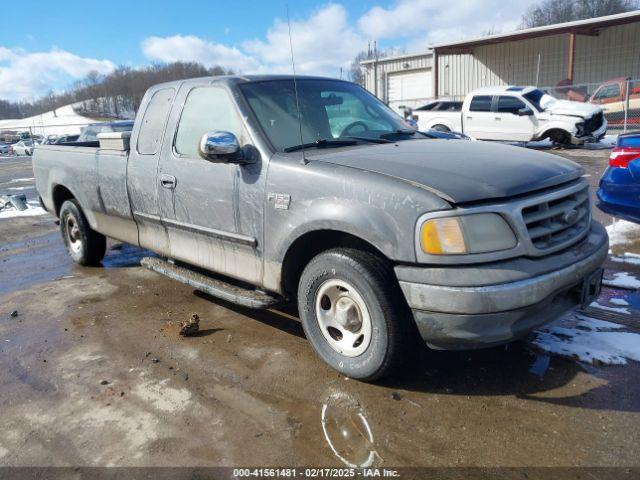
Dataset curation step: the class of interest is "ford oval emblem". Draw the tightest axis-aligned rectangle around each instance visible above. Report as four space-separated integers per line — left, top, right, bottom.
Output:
562 208 579 225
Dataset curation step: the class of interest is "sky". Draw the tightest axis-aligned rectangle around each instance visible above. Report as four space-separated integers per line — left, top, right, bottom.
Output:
0 0 539 101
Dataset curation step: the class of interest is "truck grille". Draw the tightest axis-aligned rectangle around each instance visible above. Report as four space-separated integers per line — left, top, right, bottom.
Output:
583 112 604 134
521 185 590 251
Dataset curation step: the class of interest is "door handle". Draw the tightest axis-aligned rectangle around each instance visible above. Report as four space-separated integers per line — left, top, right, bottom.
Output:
495 117 502 120
160 174 176 189
465 116 472 120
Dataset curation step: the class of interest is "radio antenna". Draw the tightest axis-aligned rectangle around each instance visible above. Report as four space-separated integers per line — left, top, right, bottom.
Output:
286 5 307 164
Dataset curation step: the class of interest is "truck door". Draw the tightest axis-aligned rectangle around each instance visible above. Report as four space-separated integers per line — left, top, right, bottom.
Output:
157 83 263 284
127 86 176 255
463 95 494 139
492 95 536 141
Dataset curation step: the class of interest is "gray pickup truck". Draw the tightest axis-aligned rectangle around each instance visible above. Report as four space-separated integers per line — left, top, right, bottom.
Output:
33 75 608 380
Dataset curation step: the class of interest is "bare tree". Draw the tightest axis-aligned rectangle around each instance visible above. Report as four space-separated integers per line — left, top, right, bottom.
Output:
0 62 234 120
521 0 639 28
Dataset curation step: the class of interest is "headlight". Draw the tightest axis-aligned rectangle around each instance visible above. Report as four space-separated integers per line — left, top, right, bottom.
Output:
420 213 517 255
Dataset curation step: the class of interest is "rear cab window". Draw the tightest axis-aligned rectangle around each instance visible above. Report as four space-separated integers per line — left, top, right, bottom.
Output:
137 88 175 155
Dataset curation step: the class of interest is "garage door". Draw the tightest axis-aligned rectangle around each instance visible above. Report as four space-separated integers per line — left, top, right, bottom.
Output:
387 69 432 105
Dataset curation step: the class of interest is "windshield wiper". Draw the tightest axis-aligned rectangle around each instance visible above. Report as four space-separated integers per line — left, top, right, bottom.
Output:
284 138 358 153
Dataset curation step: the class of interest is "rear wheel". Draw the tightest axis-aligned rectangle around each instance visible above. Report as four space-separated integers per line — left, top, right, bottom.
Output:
432 124 451 132
297 248 413 381
59 199 106 266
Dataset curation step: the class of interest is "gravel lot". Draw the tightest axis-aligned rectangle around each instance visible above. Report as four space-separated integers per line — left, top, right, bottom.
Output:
0 148 639 471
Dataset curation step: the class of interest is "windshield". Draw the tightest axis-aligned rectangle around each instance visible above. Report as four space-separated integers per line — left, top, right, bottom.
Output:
523 89 556 112
240 79 411 151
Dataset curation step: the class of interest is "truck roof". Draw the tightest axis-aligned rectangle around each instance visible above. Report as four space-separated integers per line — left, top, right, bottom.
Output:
470 85 538 95
149 74 350 91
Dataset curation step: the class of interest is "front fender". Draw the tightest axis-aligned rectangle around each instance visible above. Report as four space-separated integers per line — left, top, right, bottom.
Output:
534 120 578 140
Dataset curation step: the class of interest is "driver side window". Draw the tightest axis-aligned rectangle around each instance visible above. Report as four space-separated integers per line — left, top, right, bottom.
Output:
175 86 242 158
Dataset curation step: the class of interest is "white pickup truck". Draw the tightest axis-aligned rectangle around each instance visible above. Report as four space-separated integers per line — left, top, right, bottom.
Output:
415 86 607 145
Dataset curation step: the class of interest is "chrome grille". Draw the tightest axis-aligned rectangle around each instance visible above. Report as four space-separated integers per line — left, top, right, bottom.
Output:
521 185 590 251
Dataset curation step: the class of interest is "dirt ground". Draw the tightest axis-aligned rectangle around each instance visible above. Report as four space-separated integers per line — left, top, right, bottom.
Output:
0 149 639 473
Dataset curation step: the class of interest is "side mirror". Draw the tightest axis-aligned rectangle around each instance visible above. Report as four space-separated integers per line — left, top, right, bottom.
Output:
517 107 533 116
198 131 243 163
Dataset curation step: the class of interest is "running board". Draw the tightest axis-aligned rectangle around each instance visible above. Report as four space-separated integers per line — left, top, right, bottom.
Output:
141 257 280 309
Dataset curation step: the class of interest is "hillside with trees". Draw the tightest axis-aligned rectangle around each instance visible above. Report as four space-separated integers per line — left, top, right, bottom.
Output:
521 0 639 28
0 62 233 121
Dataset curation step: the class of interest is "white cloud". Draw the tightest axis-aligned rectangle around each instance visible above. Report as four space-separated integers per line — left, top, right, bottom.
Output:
0 47 115 101
141 4 365 78
141 35 258 72
243 4 364 75
358 0 537 46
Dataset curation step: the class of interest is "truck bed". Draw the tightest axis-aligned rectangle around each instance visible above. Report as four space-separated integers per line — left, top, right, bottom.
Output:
33 144 135 243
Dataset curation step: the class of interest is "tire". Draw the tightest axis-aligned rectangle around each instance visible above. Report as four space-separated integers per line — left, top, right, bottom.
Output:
432 124 451 132
297 248 413 381
548 129 571 147
59 199 106 266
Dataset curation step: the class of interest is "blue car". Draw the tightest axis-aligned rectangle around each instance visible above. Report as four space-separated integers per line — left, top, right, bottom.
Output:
597 132 640 223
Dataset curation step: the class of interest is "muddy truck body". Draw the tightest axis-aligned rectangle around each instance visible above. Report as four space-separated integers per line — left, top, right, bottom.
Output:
33 75 608 380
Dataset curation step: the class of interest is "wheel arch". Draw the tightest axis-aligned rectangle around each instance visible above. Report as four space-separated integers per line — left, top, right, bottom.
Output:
279 229 390 298
52 184 77 217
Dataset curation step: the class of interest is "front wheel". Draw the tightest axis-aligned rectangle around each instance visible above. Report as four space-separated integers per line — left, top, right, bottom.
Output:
297 248 413 381
59 199 106 266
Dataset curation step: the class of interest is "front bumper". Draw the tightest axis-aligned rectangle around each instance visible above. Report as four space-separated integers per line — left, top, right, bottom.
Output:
396 222 609 349
572 118 608 144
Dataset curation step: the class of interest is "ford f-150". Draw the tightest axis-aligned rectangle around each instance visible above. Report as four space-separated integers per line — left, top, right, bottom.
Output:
415 86 607 145
33 75 608 380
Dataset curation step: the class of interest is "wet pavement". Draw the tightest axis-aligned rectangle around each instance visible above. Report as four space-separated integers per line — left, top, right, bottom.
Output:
0 151 639 469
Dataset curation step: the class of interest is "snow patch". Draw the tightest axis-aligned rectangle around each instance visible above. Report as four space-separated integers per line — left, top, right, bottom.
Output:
0 104 98 136
610 298 630 306
7 186 30 191
603 272 640 290
533 314 640 365
0 205 47 219
611 253 640 266
8 177 34 183
607 220 640 247
589 300 630 315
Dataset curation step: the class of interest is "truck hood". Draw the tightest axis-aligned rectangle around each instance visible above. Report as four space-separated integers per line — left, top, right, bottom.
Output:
544 99 602 118
307 139 584 204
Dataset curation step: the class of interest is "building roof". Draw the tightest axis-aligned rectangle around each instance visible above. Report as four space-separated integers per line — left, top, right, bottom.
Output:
432 10 640 52
360 51 433 66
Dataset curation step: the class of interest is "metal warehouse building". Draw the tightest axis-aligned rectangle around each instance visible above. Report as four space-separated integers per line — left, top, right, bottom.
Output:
361 10 640 110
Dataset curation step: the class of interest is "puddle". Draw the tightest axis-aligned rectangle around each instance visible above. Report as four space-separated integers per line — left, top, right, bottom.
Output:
102 243 153 269
321 390 379 468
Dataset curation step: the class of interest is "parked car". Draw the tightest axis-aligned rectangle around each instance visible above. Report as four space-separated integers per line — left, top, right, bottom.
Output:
415 86 607 145
42 134 80 145
0 141 10 154
597 132 640 223
33 75 607 381
556 77 640 128
12 140 34 156
414 100 463 112
77 121 134 143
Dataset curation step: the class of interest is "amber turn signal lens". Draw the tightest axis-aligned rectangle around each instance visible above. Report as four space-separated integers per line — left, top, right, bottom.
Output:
420 218 467 255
